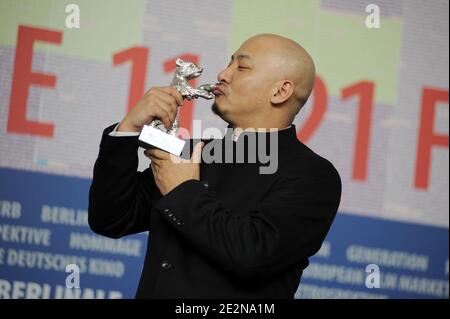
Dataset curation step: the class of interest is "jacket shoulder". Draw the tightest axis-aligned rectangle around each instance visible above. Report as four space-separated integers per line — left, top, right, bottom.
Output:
281 140 341 185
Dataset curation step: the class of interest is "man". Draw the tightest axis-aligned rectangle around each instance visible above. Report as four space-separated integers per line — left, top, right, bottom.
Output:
89 34 341 298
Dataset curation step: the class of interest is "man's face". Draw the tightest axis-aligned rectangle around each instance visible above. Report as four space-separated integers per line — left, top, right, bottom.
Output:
212 39 275 125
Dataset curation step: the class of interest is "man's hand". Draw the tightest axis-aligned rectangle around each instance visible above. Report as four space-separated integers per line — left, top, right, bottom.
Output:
118 87 184 132
145 142 204 195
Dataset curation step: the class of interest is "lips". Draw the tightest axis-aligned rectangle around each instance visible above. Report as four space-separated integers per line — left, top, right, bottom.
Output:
213 84 224 96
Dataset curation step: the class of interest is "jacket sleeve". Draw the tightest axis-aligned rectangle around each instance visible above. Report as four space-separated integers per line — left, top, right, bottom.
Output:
154 159 342 278
88 123 156 238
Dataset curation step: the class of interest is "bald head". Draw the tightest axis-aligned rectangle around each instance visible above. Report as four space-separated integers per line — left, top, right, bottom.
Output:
243 34 316 112
214 33 316 129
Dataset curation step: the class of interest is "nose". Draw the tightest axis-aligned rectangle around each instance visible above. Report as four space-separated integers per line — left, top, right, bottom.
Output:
217 65 232 84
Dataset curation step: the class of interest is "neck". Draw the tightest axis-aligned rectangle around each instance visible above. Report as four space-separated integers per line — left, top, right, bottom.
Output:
229 113 292 132
231 125 291 139
222 123 300 158
229 116 292 138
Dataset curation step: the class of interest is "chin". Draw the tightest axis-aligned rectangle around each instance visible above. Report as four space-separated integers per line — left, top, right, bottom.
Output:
211 101 223 116
211 102 231 123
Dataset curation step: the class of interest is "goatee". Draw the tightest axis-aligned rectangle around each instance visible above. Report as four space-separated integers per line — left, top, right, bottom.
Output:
211 102 222 117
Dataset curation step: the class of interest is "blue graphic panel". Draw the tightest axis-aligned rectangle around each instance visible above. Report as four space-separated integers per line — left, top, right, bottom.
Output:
1 168 448 298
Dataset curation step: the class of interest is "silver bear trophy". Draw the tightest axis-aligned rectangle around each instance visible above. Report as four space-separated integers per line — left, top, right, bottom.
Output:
149 58 216 136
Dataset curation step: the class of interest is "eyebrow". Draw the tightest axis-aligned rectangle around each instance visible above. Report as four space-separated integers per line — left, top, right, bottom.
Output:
231 54 252 61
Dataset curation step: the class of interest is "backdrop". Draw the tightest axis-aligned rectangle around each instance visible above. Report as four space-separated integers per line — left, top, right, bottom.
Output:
0 0 448 299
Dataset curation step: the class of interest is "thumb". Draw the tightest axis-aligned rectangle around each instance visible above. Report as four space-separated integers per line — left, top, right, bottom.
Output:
191 141 204 164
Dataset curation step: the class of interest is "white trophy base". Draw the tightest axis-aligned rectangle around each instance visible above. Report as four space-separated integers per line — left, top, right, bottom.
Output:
138 124 186 156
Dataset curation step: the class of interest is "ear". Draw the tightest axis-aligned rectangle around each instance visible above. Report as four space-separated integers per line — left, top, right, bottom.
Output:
176 58 183 66
270 80 294 105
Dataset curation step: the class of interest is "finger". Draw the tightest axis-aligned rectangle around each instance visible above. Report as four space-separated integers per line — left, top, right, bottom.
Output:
148 103 173 130
191 141 204 164
148 148 170 160
150 161 158 175
147 154 159 164
144 86 160 97
145 149 162 163
144 87 183 106
154 95 178 123
154 96 176 126
160 87 184 106
154 90 180 112
169 152 185 164
144 149 159 160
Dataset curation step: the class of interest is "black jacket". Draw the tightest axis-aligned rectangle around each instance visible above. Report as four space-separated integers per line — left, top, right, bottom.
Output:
88 123 341 298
